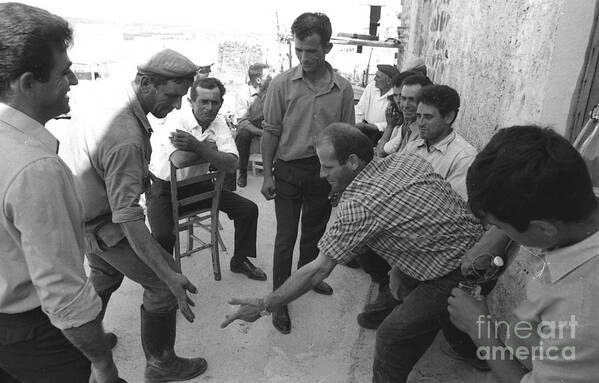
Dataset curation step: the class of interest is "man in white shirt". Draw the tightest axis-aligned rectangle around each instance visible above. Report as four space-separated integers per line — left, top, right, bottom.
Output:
355 64 398 145
0 3 121 382
449 125 599 383
405 84 477 200
147 77 267 281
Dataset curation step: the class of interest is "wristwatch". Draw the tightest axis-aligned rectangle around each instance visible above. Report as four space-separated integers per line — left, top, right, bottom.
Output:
259 298 272 317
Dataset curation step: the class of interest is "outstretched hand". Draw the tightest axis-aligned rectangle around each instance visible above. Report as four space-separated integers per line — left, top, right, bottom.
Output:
220 297 264 328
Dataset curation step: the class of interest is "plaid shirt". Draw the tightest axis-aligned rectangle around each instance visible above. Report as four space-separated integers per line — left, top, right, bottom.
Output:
318 153 484 281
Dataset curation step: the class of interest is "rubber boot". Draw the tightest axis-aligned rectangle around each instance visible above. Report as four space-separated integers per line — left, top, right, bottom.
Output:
98 292 117 349
141 306 208 382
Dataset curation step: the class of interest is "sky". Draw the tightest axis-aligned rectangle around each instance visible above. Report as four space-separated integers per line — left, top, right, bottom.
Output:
19 0 400 36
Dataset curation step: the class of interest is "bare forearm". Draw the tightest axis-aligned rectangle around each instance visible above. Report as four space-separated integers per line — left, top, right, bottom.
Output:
120 220 176 281
264 255 335 310
199 151 237 173
261 131 279 178
62 318 113 366
170 151 205 169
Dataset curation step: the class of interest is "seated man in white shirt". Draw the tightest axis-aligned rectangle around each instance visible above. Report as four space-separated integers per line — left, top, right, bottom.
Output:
147 77 267 281
355 64 398 146
405 84 477 200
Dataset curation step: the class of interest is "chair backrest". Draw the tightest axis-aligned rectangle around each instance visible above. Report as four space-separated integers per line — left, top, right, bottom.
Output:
169 161 225 272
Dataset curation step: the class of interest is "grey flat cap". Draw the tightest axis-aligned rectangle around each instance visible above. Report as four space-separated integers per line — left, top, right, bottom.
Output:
137 49 199 78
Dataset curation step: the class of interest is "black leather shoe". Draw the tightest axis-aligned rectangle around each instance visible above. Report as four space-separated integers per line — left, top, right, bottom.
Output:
312 281 333 295
272 306 291 334
357 305 395 330
237 171 247 187
364 285 400 312
105 332 117 349
230 259 267 281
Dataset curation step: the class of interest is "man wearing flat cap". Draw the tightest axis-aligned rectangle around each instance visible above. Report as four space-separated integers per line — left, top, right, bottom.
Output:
61 49 208 382
355 64 399 145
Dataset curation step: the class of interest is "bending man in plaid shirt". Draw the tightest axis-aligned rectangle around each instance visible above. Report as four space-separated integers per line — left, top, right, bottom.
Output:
222 123 485 382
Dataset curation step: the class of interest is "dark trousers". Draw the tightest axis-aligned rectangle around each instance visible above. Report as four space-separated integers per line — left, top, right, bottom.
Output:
146 175 258 264
235 128 261 171
0 307 90 383
356 248 392 287
272 157 332 290
372 268 476 383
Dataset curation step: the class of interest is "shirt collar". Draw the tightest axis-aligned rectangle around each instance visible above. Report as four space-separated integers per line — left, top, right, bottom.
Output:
545 230 599 283
415 130 456 154
248 85 259 98
126 85 153 134
0 102 59 154
291 62 341 89
379 87 393 100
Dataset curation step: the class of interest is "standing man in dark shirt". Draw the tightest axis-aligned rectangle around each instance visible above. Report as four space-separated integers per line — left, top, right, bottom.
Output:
61 50 207 382
261 12 355 334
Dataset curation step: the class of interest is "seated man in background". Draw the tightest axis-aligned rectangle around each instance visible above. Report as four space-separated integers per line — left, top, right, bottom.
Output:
405 84 477 200
223 123 485 383
377 74 432 157
234 63 270 187
355 64 398 146
449 125 599 383
147 77 267 281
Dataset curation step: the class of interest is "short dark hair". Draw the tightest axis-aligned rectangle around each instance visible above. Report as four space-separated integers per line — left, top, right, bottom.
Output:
317 123 374 164
190 77 226 101
0 2 73 97
248 63 269 84
391 70 417 87
291 12 332 45
418 84 460 122
400 74 433 88
467 125 597 232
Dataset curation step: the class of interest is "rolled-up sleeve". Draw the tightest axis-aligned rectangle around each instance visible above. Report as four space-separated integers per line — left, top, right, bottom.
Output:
318 199 377 264
340 84 356 125
262 77 285 137
103 144 146 223
6 159 101 329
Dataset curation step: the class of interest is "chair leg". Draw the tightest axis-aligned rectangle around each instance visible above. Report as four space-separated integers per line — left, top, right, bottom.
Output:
187 218 193 253
211 217 222 281
216 231 227 252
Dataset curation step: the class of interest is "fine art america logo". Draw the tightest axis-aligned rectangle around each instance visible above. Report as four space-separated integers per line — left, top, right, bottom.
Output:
476 315 578 361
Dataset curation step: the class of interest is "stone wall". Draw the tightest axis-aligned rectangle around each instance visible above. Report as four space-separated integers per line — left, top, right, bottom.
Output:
401 0 569 149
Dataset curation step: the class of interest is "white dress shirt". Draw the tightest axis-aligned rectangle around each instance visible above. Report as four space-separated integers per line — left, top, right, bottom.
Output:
150 103 238 181
354 81 393 132
403 130 477 200
0 103 100 330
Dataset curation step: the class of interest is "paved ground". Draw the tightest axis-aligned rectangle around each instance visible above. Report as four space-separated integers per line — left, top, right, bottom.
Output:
104 171 499 383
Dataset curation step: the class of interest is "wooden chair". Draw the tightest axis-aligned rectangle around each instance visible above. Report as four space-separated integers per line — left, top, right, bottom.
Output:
248 136 263 176
170 161 225 280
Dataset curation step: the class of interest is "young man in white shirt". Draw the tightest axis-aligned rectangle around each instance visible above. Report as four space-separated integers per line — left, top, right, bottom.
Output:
449 125 599 383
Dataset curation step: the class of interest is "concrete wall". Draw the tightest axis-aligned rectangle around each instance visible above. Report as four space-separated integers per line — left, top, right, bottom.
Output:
400 0 596 149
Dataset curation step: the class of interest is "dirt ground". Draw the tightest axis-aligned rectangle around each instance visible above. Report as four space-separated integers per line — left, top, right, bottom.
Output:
104 171 498 383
